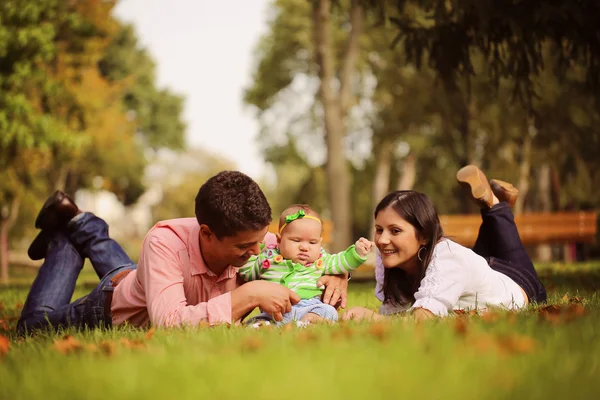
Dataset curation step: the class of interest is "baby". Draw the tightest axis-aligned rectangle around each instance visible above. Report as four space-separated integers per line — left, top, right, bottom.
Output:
239 204 372 326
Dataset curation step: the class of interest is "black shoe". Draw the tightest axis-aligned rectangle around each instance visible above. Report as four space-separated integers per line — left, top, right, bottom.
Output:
34 191 79 231
27 230 54 261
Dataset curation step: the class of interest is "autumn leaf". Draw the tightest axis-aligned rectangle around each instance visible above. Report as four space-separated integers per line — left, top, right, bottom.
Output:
120 338 145 350
453 318 468 337
241 336 263 352
99 341 116 356
481 311 500 324
497 334 537 355
0 335 9 358
538 304 587 324
368 322 389 341
53 335 83 355
144 328 156 341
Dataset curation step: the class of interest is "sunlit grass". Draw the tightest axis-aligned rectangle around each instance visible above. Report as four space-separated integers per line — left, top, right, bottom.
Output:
1 263 599 400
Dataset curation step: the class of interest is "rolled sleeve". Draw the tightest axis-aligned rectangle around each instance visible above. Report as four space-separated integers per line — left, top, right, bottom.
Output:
205 292 232 325
412 297 450 317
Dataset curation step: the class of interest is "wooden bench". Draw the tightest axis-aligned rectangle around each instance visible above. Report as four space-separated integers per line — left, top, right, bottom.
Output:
272 212 598 279
440 211 598 247
272 211 597 248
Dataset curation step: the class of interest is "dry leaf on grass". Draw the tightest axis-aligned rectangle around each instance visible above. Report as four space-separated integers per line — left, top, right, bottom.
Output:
99 341 116 356
453 318 468 337
538 304 587 324
331 326 354 340
368 322 389 341
53 335 83 355
496 334 537 355
469 333 537 356
0 319 9 331
0 335 9 358
145 328 156 340
481 311 500 324
241 336 263 352
119 338 145 350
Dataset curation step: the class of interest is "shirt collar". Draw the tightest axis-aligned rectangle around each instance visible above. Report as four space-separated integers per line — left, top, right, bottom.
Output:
188 224 239 281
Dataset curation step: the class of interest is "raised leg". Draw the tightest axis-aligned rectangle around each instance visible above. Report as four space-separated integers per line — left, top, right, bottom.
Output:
67 213 135 279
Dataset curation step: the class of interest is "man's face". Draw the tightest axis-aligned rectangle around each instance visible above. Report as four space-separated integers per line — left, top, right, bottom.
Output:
206 226 270 268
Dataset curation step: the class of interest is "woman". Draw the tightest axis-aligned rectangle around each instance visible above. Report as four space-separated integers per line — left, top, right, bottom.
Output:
346 165 547 321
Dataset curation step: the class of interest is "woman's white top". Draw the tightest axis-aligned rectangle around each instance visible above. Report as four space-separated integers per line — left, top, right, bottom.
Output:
375 239 526 316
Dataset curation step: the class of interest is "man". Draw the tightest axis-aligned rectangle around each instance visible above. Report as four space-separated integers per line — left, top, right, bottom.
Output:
17 171 347 334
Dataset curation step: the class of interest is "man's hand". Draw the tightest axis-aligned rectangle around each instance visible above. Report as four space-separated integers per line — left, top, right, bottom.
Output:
255 281 301 321
231 280 300 322
317 274 349 308
355 237 373 257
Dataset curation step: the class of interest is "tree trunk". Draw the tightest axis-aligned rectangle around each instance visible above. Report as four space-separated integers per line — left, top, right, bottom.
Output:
536 164 552 262
397 153 417 190
514 122 534 215
0 197 21 283
312 0 363 251
370 139 394 238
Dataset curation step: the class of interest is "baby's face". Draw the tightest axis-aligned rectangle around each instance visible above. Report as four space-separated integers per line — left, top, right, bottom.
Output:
278 218 323 266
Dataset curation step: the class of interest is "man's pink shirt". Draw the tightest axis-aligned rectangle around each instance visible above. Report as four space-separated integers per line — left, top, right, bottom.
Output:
110 218 276 327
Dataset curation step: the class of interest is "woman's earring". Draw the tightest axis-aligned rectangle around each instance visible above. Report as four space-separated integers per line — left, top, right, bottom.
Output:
417 246 426 262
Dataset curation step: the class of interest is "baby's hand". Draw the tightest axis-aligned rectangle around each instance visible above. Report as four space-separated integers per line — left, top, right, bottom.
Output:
355 237 373 257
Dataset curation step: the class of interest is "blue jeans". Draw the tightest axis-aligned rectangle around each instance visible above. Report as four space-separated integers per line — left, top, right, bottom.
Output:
254 297 339 326
473 202 547 303
17 213 137 335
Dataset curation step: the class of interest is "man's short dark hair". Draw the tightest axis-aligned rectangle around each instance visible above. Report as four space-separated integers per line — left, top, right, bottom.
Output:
195 171 272 238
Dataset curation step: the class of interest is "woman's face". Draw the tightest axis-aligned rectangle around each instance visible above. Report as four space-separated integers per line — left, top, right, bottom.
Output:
374 206 424 271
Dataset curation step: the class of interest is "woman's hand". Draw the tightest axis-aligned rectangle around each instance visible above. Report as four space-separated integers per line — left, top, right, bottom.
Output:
317 274 349 308
412 307 436 322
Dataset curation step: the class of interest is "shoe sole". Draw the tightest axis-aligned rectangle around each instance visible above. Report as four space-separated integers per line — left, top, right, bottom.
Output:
456 165 493 208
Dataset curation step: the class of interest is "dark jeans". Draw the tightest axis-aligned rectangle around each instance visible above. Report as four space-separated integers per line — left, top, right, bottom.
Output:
17 213 137 335
473 202 547 303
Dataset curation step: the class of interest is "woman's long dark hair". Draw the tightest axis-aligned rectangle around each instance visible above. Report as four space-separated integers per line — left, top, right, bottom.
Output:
375 190 444 307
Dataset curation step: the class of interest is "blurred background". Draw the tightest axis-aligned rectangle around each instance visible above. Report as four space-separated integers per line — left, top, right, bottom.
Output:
1 0 599 283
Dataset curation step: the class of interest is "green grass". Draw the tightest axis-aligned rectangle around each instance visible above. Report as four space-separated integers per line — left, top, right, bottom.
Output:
1 263 600 400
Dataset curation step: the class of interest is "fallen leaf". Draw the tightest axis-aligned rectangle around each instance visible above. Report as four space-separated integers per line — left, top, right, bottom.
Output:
144 328 156 340
85 344 99 353
497 334 537 355
120 338 145 350
453 318 468 337
14 303 23 310
241 336 263 352
481 311 500 324
99 341 116 356
368 323 389 341
53 335 83 355
538 304 587 324
296 330 318 344
0 335 9 357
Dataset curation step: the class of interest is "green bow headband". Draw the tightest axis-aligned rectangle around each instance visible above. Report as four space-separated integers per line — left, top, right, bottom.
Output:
279 210 322 233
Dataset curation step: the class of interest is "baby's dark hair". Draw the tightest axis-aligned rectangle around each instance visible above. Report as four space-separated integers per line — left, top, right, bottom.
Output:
195 171 272 238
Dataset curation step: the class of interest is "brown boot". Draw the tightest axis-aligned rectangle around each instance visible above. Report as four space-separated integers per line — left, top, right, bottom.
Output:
490 179 519 208
456 165 494 209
